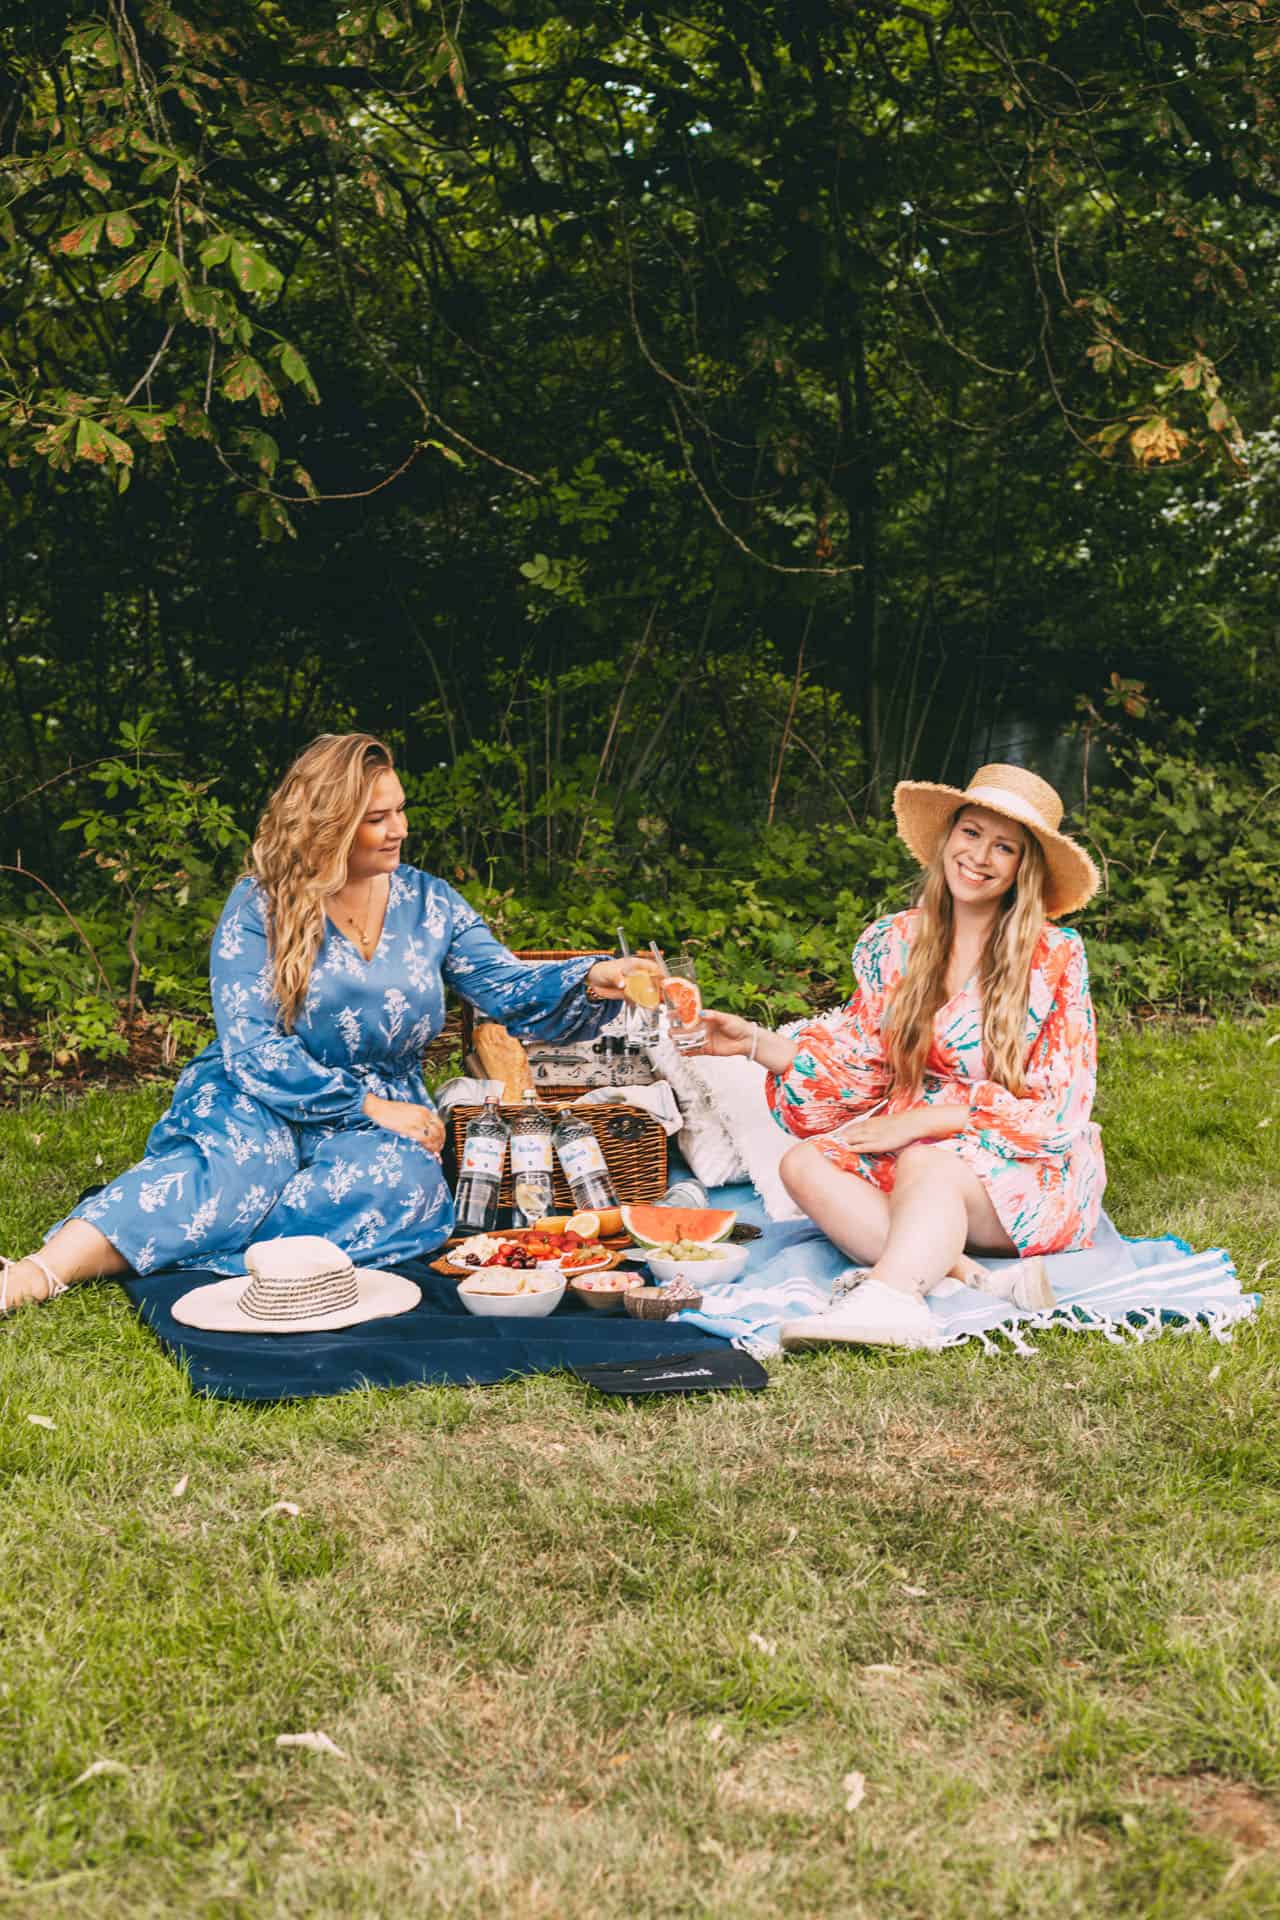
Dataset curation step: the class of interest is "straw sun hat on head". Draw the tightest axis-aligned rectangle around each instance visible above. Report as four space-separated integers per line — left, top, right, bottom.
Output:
892 764 1100 918
171 1234 421 1334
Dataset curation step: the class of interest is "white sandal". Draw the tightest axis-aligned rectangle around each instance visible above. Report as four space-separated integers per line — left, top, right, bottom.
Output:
0 1254 70 1314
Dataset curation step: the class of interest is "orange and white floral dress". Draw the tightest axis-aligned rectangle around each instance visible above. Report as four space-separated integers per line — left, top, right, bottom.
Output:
766 910 1105 1256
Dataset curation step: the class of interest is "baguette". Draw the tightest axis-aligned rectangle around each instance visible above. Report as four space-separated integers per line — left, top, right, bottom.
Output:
472 1020 534 1101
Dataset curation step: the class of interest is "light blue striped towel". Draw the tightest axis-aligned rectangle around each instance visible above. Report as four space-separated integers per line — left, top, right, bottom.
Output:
676 1188 1258 1359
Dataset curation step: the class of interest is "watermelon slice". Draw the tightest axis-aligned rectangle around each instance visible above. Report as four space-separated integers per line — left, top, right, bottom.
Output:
620 1204 736 1248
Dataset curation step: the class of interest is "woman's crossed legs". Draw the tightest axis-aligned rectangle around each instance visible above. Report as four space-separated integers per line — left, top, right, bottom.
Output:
780 1139 1017 1297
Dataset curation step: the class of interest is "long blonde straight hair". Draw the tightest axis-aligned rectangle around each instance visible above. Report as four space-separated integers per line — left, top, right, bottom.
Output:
246 732 395 1030
884 812 1047 1098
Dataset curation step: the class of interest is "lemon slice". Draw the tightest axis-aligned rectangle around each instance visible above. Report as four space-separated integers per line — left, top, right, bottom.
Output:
566 1209 601 1239
622 968 661 1009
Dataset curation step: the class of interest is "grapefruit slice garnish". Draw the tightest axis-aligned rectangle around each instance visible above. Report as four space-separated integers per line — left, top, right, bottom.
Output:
659 977 701 1025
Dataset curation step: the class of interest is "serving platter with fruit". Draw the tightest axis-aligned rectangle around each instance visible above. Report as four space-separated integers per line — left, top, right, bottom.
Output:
433 1211 628 1280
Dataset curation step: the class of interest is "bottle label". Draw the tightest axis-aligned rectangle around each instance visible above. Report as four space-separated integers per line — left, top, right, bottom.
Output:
461 1134 506 1178
511 1134 554 1175
510 1136 552 1167
557 1132 608 1181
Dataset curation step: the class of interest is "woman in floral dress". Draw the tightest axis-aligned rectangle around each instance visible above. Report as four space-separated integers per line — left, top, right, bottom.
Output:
1 734 656 1310
694 764 1104 1351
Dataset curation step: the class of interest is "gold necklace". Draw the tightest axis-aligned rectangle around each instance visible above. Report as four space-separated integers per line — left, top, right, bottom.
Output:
335 876 378 954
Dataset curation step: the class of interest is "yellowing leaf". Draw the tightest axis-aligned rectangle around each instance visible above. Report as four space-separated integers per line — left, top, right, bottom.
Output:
227 236 283 296
55 215 107 256
1129 416 1187 466
101 248 156 298
142 247 182 300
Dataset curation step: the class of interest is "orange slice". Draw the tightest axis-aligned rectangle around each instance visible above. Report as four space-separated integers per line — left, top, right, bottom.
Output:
566 1209 601 1240
660 977 701 1025
622 967 661 1009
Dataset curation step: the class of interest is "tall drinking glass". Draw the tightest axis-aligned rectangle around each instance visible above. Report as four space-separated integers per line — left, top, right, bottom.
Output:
617 929 661 1047
661 946 706 1052
621 960 662 1045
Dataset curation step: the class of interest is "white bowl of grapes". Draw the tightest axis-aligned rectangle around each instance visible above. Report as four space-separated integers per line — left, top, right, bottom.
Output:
642 1241 750 1289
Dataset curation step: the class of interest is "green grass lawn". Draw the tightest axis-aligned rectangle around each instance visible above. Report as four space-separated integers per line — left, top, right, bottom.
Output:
1 1019 1278 1918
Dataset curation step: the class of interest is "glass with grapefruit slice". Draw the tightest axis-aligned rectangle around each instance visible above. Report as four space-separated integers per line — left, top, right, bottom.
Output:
660 947 706 1051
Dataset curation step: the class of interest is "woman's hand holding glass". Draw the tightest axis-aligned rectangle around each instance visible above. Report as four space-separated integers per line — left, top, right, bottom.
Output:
363 1094 446 1155
686 1010 799 1074
586 955 664 1000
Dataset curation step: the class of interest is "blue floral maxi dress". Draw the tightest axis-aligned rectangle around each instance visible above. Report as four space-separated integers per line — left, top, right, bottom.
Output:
58 867 609 1276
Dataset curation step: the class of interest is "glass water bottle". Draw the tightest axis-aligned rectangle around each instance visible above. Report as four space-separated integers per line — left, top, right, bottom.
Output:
454 1095 510 1232
552 1106 619 1211
510 1089 555 1227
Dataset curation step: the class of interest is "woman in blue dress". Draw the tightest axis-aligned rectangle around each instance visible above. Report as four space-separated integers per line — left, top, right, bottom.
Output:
1 733 655 1311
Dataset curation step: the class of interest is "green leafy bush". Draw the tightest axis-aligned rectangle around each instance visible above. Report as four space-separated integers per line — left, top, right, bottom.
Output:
1082 734 1280 1011
2 706 1277 1080
0 719 245 1074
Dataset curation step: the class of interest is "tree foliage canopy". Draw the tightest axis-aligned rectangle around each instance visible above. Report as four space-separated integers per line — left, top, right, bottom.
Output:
2 0 1278 856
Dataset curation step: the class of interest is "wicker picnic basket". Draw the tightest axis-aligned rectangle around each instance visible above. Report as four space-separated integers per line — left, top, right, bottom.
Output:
449 948 668 1209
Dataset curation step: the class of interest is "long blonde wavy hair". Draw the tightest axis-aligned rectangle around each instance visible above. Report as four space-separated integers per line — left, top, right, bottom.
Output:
884 809 1047 1098
246 732 396 1030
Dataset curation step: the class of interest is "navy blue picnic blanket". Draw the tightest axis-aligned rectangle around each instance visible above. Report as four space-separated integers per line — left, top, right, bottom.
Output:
121 1259 732 1403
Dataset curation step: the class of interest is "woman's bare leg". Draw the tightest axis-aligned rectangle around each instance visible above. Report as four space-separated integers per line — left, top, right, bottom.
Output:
869 1146 1015 1297
781 1143 1000 1287
780 1143 891 1263
2 1221 128 1310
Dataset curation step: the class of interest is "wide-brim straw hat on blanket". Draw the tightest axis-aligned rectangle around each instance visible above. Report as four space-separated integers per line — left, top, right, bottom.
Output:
172 1234 420 1334
893 763 1100 917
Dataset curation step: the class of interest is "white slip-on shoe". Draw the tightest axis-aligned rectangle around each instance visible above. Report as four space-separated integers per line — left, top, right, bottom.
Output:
970 1256 1054 1313
780 1278 944 1352
830 1266 872 1304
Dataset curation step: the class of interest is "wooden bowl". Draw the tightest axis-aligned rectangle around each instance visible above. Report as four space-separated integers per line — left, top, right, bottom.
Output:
569 1273 641 1314
624 1285 703 1321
